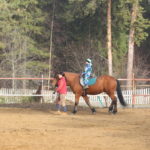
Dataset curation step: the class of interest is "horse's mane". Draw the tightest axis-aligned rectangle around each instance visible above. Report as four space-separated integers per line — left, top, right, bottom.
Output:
64 72 79 76
63 72 80 81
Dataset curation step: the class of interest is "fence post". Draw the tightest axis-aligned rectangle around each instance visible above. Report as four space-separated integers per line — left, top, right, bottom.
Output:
41 74 44 103
132 73 135 108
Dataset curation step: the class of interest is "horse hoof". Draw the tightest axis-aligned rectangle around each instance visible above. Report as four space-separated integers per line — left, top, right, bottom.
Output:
91 108 96 114
108 109 112 113
92 111 96 115
108 107 113 112
72 110 77 114
112 111 117 114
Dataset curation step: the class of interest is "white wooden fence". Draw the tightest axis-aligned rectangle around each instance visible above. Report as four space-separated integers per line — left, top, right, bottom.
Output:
0 88 150 108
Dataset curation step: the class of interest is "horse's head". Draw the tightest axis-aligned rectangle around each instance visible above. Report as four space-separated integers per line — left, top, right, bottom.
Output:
50 72 79 90
50 72 65 90
50 74 58 90
50 78 57 90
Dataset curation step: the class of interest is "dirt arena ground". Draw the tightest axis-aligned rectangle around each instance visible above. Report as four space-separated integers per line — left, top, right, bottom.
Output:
0 103 150 150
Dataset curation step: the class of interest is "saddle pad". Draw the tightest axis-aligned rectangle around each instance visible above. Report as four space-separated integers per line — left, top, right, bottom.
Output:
80 77 97 86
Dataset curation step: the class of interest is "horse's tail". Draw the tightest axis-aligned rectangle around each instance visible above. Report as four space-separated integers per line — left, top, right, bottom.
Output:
116 80 127 106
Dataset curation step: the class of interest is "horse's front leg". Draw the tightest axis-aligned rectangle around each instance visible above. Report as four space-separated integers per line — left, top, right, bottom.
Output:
83 96 96 114
72 94 80 114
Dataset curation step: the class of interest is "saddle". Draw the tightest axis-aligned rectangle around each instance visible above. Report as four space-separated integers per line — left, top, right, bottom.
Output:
80 77 97 87
79 76 96 96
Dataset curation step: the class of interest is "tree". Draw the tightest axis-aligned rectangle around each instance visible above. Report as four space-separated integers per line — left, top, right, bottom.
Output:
49 0 55 80
107 0 112 75
127 0 139 87
127 0 150 87
51 0 108 74
0 0 149 83
0 0 49 88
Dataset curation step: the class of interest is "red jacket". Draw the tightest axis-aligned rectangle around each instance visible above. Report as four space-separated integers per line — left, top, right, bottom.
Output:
56 77 67 94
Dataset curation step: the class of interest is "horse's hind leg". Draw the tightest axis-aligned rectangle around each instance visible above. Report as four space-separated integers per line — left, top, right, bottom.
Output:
108 93 117 114
108 101 113 112
83 96 96 114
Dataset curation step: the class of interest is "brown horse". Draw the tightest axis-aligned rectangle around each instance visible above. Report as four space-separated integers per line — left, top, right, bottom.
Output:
51 72 126 114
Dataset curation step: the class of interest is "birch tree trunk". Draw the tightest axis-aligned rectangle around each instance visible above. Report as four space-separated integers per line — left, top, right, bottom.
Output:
11 29 17 91
107 0 113 76
127 0 138 88
22 38 27 90
11 47 16 91
49 0 55 79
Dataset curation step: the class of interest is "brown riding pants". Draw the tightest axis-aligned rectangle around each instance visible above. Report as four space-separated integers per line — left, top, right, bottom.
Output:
55 93 66 107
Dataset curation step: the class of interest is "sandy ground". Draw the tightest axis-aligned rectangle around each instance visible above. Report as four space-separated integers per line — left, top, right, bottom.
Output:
0 104 150 150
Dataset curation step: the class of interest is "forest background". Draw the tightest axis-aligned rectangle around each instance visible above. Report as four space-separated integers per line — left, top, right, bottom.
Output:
0 0 149 83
